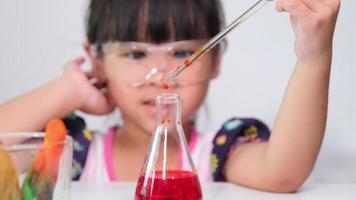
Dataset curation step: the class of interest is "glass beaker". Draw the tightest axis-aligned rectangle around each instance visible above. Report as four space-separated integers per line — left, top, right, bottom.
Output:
0 132 73 200
135 93 202 200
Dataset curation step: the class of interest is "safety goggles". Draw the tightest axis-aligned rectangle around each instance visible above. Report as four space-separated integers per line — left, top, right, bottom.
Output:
91 40 225 87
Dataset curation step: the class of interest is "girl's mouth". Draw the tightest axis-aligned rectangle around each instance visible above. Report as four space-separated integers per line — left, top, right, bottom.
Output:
142 100 156 114
142 99 172 116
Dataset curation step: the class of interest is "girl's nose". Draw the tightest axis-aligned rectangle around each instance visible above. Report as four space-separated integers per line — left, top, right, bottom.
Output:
142 54 177 87
146 54 174 73
146 67 164 87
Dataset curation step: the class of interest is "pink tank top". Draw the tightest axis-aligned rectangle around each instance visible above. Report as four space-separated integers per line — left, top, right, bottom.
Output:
80 128 215 182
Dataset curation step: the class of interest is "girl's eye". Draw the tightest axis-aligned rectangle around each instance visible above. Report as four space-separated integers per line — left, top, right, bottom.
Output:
125 51 146 59
173 50 194 59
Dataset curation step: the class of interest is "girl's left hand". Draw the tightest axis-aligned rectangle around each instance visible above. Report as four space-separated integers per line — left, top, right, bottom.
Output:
276 0 340 66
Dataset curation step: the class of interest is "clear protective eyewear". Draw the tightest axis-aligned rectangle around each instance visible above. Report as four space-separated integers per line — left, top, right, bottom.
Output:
91 40 225 87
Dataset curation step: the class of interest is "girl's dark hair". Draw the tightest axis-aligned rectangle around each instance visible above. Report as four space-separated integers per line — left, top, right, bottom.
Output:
86 0 225 45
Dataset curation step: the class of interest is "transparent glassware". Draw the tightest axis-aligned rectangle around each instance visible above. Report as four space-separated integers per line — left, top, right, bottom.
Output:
135 93 202 200
0 132 73 200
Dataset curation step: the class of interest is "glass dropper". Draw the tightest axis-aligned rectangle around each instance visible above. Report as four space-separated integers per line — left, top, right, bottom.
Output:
161 0 273 88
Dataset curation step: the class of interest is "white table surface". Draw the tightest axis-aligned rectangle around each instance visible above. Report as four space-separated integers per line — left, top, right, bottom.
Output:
71 182 356 200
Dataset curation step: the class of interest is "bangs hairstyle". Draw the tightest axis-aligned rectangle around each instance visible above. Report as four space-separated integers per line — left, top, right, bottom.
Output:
86 0 225 45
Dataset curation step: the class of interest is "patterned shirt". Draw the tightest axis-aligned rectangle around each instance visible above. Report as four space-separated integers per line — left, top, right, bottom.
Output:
64 114 270 182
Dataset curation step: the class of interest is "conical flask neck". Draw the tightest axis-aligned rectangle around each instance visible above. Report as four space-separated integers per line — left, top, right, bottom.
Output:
156 94 181 125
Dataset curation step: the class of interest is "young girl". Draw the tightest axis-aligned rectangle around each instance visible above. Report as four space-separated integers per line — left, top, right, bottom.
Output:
0 0 340 193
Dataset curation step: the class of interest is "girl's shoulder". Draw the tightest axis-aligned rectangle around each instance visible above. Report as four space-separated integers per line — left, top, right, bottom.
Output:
196 117 271 182
63 113 94 180
188 117 270 182
63 114 117 181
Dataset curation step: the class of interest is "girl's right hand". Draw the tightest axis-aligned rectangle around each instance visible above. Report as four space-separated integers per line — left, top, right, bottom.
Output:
276 0 340 67
62 57 115 115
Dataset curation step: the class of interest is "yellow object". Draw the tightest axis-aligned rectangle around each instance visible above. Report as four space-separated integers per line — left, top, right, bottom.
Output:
0 139 22 200
83 128 93 141
243 126 258 138
210 154 219 173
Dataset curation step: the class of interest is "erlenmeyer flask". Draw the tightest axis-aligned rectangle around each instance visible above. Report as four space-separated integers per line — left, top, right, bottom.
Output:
135 93 202 200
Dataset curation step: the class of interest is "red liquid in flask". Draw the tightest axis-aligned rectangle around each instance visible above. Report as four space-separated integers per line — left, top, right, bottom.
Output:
135 170 202 200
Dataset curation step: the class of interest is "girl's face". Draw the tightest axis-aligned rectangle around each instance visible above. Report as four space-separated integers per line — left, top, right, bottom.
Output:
92 40 222 134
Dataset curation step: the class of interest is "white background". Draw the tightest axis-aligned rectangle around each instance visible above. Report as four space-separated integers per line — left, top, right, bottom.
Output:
0 0 355 184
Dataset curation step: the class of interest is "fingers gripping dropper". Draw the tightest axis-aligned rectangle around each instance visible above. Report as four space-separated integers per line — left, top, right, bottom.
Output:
161 0 273 88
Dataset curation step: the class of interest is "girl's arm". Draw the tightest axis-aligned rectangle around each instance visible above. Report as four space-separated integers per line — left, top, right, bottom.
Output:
224 0 340 192
0 76 79 132
0 58 114 132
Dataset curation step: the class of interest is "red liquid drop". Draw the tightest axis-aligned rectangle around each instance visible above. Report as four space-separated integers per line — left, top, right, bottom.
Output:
184 59 191 66
135 170 202 200
162 83 169 90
